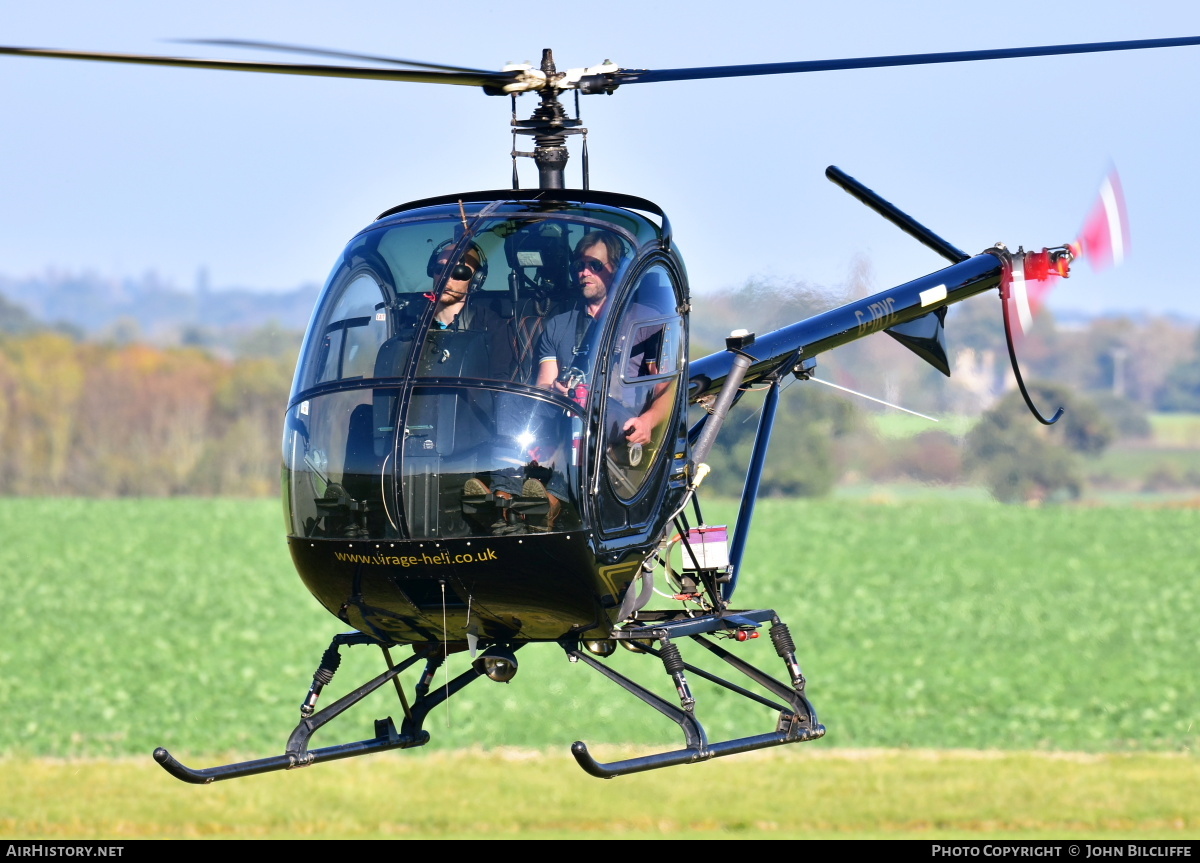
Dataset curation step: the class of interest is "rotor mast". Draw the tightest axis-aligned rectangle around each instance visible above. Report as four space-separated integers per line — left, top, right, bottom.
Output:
511 49 585 190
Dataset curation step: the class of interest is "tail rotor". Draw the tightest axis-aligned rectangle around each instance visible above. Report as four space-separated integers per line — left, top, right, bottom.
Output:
1007 167 1130 337
1000 167 1130 422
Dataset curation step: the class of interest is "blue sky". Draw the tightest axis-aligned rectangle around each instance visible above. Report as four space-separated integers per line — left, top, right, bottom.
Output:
1 0 1198 318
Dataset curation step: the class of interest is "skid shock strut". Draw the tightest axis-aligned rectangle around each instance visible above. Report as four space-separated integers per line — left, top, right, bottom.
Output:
769 621 806 690
658 639 696 712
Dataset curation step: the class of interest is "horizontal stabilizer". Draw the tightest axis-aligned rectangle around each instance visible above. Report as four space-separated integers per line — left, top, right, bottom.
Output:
885 307 950 376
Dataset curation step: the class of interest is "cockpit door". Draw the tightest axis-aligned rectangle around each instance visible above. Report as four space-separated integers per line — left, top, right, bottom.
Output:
594 263 686 536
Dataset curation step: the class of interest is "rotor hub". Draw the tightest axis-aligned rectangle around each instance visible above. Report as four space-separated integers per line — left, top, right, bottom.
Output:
509 49 589 188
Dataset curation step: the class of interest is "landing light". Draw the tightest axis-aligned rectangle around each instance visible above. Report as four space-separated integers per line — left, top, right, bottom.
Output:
584 639 616 656
480 648 519 683
619 638 656 654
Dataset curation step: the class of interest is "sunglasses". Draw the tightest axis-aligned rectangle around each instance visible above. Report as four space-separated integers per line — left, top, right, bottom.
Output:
573 257 609 274
438 261 476 281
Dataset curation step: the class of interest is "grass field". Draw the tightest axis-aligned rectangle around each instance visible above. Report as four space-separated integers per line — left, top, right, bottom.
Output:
1148 414 1200 448
872 411 1200 446
1 497 1196 838
2 750 1195 839
870 412 976 439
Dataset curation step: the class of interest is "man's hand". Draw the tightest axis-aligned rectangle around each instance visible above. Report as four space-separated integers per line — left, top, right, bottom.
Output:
623 414 654 446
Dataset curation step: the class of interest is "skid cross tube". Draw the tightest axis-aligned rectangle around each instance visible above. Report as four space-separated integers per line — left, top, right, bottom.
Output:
401 643 526 735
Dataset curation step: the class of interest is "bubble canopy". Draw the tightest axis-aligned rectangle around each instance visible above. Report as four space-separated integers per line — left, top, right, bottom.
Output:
283 196 685 543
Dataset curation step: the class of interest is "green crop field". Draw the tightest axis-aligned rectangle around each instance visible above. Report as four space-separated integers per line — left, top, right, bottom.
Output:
870 412 976 439
1149 413 1200 448
1 497 1196 838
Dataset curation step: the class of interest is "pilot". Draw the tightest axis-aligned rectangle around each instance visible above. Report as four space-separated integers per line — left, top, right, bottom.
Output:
414 240 516 377
535 230 623 396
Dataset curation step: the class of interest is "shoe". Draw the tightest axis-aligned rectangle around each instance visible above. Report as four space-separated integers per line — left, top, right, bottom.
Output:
521 479 562 532
464 478 523 534
463 478 490 498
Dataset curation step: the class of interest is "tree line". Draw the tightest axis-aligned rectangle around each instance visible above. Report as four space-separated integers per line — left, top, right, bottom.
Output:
2 268 1199 500
0 333 291 496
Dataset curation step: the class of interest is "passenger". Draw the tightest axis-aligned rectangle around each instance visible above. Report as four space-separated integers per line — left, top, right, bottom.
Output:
419 241 515 376
427 242 485 329
464 230 674 534
537 230 670 446
461 232 623 535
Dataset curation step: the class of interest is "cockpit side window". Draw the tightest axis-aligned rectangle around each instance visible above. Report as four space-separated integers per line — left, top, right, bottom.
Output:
599 264 684 510
310 270 390 386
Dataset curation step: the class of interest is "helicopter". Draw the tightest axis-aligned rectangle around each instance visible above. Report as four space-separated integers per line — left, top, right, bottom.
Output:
0 31 1192 782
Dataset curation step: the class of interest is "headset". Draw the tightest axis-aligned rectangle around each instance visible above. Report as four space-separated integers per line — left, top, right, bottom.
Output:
426 239 489 293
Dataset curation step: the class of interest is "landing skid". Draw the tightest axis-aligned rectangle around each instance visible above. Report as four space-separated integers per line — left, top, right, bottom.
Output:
567 609 824 778
153 633 514 784
153 610 821 783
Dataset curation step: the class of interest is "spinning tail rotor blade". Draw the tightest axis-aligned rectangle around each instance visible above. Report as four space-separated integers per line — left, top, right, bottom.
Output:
1000 169 1129 425
1009 167 1130 337
1072 168 1130 272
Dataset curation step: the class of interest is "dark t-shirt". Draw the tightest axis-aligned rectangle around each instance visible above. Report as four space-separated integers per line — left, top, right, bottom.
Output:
537 302 667 380
536 305 602 378
392 294 517 381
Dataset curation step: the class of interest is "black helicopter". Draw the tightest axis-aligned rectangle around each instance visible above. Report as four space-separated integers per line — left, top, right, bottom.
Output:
0 35 1190 781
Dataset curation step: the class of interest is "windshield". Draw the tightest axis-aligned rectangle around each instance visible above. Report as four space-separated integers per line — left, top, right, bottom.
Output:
283 386 584 540
292 209 644 397
284 204 661 541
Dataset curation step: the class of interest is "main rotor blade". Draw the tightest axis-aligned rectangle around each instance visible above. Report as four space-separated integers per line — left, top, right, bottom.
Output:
175 38 499 76
614 36 1200 85
0 45 515 88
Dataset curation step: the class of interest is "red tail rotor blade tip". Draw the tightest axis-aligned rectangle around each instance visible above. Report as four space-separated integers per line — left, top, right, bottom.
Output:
1076 169 1130 271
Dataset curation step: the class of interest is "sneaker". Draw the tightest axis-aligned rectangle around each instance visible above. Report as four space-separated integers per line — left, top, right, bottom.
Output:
463 478 490 498
521 478 548 499
493 522 529 536
521 479 562 532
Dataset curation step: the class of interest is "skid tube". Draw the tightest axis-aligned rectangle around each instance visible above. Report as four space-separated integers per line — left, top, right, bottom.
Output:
154 634 519 784
566 609 825 778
